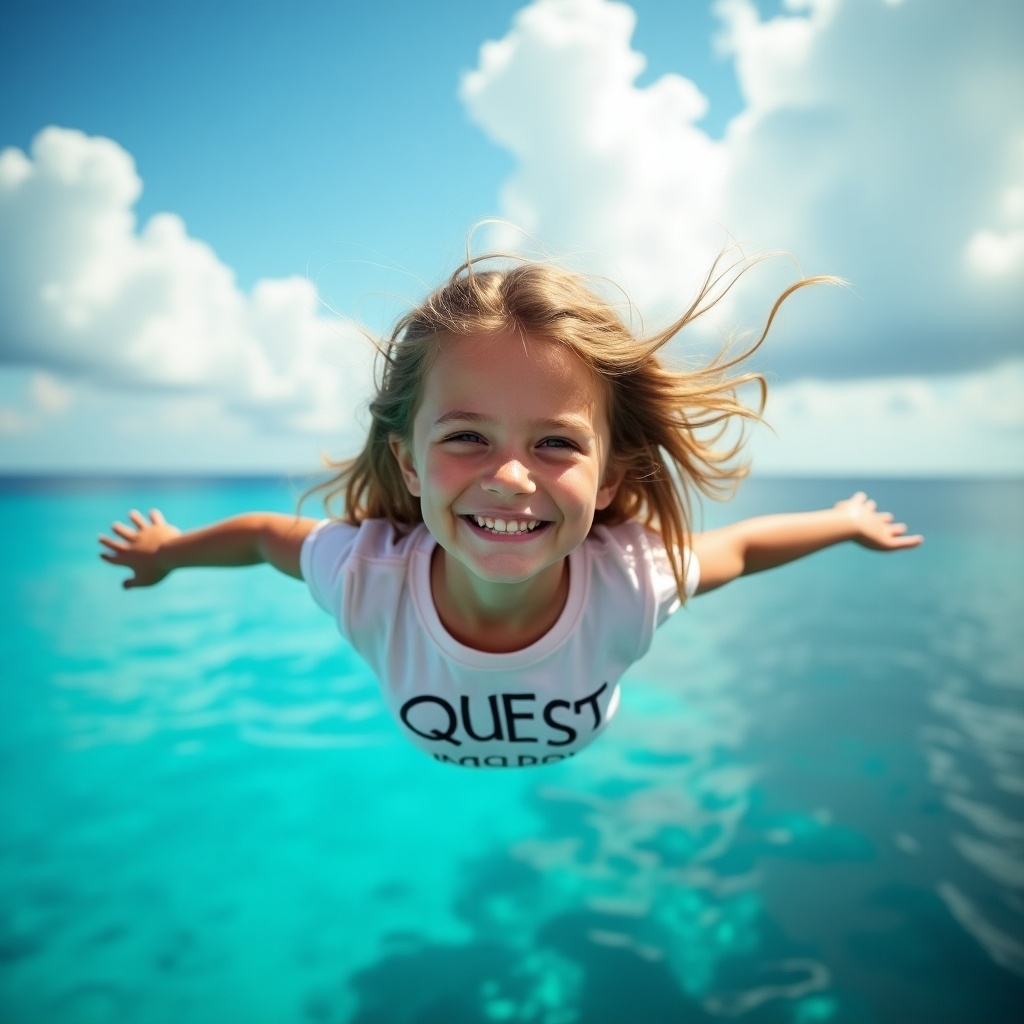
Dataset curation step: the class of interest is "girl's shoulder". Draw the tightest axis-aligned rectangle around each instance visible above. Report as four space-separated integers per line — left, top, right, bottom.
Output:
302 517 429 582
310 517 429 560
585 520 669 582
587 519 666 554
301 518 429 614
587 520 698 601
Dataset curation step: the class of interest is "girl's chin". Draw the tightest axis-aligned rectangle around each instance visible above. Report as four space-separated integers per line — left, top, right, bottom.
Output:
440 547 564 588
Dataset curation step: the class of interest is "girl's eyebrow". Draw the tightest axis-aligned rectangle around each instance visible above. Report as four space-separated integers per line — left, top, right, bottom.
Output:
433 410 594 435
433 410 488 427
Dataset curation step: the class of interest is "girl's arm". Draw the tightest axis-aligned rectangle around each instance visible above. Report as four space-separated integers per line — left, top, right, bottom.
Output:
691 492 922 596
99 508 320 589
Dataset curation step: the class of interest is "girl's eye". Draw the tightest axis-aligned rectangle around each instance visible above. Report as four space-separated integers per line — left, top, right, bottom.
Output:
538 437 577 450
445 432 485 444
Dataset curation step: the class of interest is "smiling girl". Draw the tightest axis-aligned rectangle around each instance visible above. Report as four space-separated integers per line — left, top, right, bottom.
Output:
99 254 921 768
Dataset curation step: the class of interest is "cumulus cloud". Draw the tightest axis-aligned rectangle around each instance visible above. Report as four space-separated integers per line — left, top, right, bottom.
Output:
0 127 374 437
0 371 74 436
460 0 1024 380
461 0 728 311
0 407 28 436
753 358 1024 475
29 371 73 414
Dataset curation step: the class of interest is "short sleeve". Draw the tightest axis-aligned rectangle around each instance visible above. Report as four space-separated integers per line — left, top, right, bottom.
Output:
653 544 700 629
300 519 361 615
684 549 700 599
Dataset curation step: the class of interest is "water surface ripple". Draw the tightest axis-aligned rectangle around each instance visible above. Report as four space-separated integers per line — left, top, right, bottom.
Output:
1 477 1021 1023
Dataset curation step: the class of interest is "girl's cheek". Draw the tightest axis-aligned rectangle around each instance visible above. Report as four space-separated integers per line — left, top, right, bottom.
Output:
427 455 468 488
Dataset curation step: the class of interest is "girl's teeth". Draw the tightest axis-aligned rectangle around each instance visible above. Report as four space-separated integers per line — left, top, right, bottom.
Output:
471 516 541 533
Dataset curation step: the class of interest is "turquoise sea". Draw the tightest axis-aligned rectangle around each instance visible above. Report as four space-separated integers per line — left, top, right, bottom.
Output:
1 476 1022 1024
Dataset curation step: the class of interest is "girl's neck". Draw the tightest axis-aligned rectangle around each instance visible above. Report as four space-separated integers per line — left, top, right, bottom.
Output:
429 546 569 654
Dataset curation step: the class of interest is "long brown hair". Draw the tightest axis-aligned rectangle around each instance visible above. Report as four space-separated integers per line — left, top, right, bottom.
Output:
302 250 834 600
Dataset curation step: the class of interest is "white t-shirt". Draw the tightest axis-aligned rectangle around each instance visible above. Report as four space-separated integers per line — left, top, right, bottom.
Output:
301 519 698 769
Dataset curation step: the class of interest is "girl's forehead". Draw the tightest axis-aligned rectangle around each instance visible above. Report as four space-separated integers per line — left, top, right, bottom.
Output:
422 331 606 412
409 334 613 447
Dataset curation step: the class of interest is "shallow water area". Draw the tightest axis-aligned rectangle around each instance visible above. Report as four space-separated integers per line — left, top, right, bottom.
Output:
1 476 1022 1023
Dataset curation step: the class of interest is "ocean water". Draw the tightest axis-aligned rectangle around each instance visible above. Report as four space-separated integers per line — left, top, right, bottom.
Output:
0 476 1022 1024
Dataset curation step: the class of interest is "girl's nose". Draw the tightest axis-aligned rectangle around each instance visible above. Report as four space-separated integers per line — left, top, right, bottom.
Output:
482 454 534 495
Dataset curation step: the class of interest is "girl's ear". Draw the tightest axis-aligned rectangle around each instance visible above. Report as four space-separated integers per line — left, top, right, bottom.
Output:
389 435 422 497
595 461 624 511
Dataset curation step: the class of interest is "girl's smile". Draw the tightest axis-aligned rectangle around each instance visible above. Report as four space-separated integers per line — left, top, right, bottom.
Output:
460 514 550 537
390 331 622 645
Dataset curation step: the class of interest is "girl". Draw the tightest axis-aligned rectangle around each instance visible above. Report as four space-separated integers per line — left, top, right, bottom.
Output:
99 254 922 769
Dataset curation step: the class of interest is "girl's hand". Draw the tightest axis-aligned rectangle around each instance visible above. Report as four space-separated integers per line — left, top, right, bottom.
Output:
834 492 923 551
98 508 182 589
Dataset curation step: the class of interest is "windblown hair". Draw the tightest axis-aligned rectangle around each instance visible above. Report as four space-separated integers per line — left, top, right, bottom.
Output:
302 250 833 601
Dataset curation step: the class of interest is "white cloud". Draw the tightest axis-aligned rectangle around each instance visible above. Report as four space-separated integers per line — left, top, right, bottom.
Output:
966 229 1024 278
461 0 728 311
461 0 1024 380
0 127 375 441
29 371 73 414
751 359 1024 475
0 370 74 437
0 407 28 436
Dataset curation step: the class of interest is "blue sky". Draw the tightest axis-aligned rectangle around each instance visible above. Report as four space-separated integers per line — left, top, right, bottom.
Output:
0 0 741 295
1 0 1022 475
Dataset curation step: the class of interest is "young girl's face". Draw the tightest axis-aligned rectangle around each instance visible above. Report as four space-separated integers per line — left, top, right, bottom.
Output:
390 331 622 588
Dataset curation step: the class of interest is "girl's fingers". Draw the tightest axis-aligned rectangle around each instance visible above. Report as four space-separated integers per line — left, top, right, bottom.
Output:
129 509 147 528
887 527 922 548
112 522 135 540
150 508 166 525
98 535 126 552
99 551 121 563
880 511 894 522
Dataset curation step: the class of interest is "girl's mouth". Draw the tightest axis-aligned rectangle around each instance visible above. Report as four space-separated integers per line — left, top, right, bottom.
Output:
461 514 550 537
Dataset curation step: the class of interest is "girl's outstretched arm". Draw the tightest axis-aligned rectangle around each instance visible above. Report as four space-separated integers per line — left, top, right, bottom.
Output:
99 509 319 589
691 492 922 596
